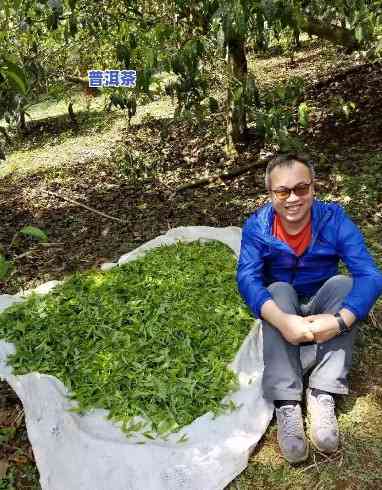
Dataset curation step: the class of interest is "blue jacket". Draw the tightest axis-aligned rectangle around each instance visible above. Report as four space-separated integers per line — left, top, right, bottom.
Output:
237 199 382 320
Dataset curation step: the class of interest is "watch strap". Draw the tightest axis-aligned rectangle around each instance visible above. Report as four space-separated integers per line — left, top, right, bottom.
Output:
334 312 349 336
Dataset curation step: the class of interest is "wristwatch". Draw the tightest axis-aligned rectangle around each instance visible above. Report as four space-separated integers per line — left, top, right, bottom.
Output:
334 312 350 336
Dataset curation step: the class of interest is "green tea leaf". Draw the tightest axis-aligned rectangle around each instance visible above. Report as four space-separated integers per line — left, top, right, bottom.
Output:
0 242 254 438
176 433 189 444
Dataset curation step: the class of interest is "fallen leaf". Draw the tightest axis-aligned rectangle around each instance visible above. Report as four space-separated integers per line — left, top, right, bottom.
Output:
0 410 10 425
0 459 9 478
9 453 28 465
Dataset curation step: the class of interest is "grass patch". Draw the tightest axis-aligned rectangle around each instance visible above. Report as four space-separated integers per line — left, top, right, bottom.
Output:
0 111 122 179
0 464 40 490
0 241 253 438
26 93 107 121
229 388 382 489
0 96 174 180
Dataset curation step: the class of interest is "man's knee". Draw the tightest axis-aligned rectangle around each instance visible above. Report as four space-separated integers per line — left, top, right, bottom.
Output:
309 275 354 315
323 275 353 297
267 281 299 312
268 281 297 298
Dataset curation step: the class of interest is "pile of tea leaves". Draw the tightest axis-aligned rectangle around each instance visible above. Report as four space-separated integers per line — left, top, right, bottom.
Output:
0 241 254 438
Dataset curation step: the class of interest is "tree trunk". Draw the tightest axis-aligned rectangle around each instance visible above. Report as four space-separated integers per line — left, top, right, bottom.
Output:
226 37 248 156
19 110 26 133
68 102 77 126
0 126 11 143
256 12 267 51
293 27 301 49
299 17 359 50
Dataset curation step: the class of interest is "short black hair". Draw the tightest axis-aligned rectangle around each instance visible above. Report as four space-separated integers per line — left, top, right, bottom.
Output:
265 153 315 189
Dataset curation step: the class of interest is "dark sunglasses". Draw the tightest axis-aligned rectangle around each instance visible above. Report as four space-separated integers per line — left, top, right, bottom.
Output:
271 181 313 201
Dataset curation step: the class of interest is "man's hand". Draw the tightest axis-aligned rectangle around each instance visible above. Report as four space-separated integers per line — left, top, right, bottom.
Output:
279 314 315 345
260 300 314 345
305 314 339 343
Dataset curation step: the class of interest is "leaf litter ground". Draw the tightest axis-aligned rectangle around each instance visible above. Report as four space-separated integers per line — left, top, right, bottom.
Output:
0 241 253 438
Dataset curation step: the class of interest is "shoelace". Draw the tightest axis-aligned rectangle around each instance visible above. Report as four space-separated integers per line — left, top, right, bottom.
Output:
278 406 303 437
314 395 337 429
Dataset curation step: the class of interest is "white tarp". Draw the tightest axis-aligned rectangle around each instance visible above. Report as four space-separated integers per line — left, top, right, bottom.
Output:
0 226 310 490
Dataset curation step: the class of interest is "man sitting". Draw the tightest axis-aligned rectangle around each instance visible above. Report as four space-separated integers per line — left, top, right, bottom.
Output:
237 154 382 463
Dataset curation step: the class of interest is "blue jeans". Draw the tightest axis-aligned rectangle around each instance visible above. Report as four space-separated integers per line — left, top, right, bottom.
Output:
262 275 358 401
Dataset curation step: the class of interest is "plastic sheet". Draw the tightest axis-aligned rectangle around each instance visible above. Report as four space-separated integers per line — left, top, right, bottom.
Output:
0 226 277 490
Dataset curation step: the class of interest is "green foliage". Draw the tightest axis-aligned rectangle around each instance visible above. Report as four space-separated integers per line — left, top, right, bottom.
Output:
245 76 260 107
262 76 305 108
298 102 311 128
0 226 48 280
116 44 131 69
0 59 32 131
0 427 16 444
136 68 154 94
329 96 357 120
116 148 158 181
0 241 254 438
107 91 137 125
249 76 307 147
199 96 220 119
207 96 219 113
218 0 251 43
19 226 48 242
0 469 16 490
166 73 209 118
254 106 293 141
0 255 12 280
168 38 210 118
0 59 28 96
0 0 380 148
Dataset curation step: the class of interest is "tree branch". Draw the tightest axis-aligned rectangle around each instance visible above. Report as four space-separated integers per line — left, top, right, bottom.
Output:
176 156 271 192
40 189 128 224
299 17 360 50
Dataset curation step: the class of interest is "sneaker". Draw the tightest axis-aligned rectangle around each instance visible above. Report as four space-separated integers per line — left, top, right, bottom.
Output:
275 404 309 463
306 388 339 453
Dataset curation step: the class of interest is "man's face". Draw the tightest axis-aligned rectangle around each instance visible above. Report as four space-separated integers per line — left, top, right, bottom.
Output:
269 161 314 226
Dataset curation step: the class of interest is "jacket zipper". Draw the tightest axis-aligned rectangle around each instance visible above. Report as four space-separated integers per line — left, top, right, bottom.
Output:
267 208 333 284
